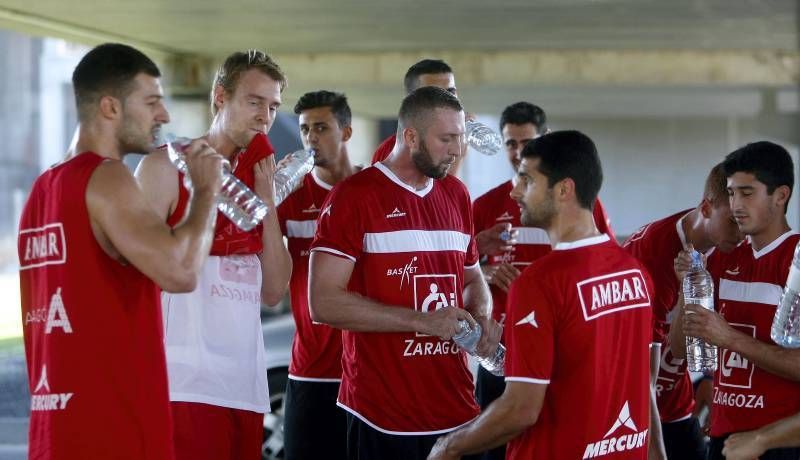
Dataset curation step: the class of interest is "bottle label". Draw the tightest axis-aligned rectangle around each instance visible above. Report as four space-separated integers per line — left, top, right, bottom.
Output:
787 264 800 292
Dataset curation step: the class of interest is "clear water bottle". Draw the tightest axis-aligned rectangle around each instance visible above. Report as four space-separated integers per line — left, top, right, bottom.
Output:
273 148 315 206
165 135 269 232
452 320 506 376
771 241 800 347
465 119 503 156
683 250 718 372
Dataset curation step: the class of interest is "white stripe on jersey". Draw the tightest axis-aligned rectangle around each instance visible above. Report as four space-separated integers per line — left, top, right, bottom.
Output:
514 227 550 245
286 219 317 238
363 230 470 254
719 278 783 306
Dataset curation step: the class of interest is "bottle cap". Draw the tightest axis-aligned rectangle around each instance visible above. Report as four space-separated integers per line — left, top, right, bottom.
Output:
690 250 703 267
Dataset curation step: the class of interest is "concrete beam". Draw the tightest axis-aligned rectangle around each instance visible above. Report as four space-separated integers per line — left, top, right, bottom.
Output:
0 6 182 63
275 49 799 87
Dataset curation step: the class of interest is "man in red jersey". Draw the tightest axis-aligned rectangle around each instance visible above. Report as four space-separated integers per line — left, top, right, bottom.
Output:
371 59 470 175
278 90 358 460
135 50 291 460
671 141 800 460
18 43 223 460
429 130 653 460
623 162 742 460
308 86 501 459
471 101 619 460
470 101 550 460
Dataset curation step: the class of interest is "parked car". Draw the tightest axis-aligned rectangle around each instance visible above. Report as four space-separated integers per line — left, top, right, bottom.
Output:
261 314 295 460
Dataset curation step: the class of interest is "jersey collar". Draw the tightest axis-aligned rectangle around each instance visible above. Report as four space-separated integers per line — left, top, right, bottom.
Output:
311 169 334 191
553 234 611 251
374 162 434 198
751 230 799 259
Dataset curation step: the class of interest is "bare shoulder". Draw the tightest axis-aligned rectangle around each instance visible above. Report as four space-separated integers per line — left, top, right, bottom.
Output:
134 150 180 220
85 159 146 260
135 149 177 183
86 159 139 205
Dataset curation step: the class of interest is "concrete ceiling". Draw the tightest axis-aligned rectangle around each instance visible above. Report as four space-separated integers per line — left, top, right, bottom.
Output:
0 0 796 55
0 0 797 117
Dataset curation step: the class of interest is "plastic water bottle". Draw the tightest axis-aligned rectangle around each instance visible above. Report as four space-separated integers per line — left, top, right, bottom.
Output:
273 148 315 206
683 251 718 372
465 119 503 156
165 136 268 232
771 241 800 347
452 320 506 376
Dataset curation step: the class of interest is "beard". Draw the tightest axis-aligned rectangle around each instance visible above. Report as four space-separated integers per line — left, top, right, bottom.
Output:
118 116 159 154
411 140 451 179
520 189 556 229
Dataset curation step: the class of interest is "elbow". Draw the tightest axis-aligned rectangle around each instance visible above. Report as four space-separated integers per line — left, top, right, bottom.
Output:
261 284 287 307
507 407 538 434
308 288 332 324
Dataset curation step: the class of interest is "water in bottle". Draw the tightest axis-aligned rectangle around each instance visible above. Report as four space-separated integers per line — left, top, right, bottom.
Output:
452 320 506 376
273 148 315 206
771 241 800 347
164 135 269 232
465 119 504 156
683 250 718 372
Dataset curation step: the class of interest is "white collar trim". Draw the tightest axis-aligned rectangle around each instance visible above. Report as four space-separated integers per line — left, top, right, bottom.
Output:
554 234 611 251
374 162 434 198
752 230 799 259
311 169 334 191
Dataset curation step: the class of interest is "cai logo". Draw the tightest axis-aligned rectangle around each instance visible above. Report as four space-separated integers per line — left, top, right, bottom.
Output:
719 323 756 389
413 274 457 337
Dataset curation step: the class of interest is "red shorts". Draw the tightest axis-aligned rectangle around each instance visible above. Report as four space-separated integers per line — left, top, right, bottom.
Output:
171 402 263 460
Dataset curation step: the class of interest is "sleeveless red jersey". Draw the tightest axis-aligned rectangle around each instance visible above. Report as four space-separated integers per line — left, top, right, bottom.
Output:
277 172 343 380
623 210 696 423
18 153 173 459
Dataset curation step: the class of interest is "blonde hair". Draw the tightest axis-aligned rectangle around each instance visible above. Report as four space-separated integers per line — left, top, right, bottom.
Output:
210 49 287 116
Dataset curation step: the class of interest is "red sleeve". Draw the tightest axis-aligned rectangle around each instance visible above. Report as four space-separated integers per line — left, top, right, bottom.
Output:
505 270 555 384
310 183 363 262
458 181 479 267
370 134 396 165
276 193 290 236
594 198 616 243
641 268 665 343
472 194 492 236
705 249 725 312
465 207 479 267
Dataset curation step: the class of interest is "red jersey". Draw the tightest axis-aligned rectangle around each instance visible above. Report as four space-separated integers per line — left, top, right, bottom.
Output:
310 163 480 434
473 180 617 324
18 153 173 459
594 199 616 243
472 180 550 325
506 235 652 459
277 172 342 380
623 210 696 422
370 134 396 164
706 231 800 436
